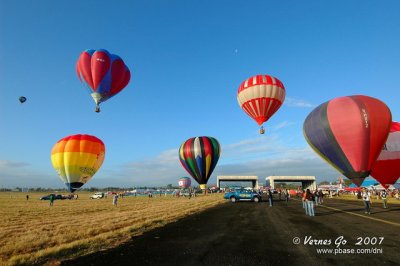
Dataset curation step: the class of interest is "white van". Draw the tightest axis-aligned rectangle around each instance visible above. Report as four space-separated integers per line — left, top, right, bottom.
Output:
90 192 104 199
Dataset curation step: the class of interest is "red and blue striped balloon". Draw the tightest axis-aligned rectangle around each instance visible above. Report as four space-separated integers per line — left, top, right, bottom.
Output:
76 49 130 112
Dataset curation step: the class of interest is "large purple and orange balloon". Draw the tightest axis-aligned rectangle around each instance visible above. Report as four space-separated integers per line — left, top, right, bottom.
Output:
303 95 391 186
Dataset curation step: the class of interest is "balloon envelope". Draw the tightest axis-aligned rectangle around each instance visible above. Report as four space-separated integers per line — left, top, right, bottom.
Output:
303 95 391 186
76 49 130 110
51 134 105 192
371 122 400 188
19 96 26 103
178 177 191 188
237 74 285 127
179 136 221 189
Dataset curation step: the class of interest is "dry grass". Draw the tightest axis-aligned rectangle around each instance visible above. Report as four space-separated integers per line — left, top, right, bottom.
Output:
0 192 225 265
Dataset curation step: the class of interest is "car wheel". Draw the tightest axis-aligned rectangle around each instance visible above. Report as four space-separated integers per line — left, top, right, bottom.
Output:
230 196 236 203
253 197 260 203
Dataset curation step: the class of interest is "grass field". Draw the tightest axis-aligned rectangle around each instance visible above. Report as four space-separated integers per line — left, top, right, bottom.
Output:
0 192 225 265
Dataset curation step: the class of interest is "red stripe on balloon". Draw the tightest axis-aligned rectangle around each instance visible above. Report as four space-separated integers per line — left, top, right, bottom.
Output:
57 134 103 144
110 59 130 95
77 52 94 88
183 138 193 159
391 122 400 132
327 97 369 172
237 74 285 93
92 51 110 90
202 137 211 157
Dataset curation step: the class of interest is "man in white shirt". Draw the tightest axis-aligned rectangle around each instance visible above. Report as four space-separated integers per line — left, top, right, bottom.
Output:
361 189 372 214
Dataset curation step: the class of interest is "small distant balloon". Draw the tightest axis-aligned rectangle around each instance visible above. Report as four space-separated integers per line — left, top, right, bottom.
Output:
19 96 26 104
178 177 191 189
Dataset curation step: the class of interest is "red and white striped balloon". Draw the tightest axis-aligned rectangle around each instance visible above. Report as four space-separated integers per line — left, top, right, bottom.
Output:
237 74 285 131
371 122 400 188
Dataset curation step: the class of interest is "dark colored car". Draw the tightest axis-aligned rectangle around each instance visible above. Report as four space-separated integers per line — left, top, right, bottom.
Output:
39 194 63 200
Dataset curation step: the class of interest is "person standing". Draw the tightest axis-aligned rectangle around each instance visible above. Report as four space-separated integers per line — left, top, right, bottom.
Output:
314 190 319 207
49 194 54 206
362 189 372 214
112 194 118 206
304 189 315 216
26 195 29 201
283 189 288 204
318 190 324 205
381 190 388 209
268 189 273 207
302 190 307 213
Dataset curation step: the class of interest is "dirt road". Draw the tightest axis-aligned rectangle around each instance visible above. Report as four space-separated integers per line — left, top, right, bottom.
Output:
63 196 400 265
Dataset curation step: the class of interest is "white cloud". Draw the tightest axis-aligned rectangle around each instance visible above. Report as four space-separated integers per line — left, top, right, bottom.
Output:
273 121 295 130
285 97 315 108
0 138 344 188
0 160 60 188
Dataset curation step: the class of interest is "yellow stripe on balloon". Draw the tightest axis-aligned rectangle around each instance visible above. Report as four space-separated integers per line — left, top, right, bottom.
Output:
51 152 102 169
179 144 185 159
205 155 211 178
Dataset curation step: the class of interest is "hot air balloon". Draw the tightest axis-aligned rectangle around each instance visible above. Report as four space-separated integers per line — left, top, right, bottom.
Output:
303 95 391 187
19 96 26 104
179 136 221 190
237 74 286 134
51 134 105 192
76 49 131 112
178 177 191 189
371 122 400 188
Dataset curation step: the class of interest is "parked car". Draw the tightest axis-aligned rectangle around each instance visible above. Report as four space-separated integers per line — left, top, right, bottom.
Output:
223 190 261 203
40 194 63 200
63 194 74 200
90 192 105 199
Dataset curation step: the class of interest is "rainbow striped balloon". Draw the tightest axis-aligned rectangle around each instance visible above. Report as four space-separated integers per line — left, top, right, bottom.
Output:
179 136 220 189
51 134 105 192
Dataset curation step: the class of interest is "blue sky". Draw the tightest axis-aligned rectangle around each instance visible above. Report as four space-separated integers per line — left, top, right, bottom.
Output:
0 0 399 188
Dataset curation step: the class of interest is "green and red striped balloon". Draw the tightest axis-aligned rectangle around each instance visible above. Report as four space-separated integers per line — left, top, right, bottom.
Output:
179 136 221 189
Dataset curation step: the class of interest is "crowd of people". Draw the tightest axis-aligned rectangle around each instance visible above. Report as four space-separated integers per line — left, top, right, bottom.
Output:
298 187 398 216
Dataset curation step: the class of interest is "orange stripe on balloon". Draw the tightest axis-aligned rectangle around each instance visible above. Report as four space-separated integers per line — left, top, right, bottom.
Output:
51 140 104 154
